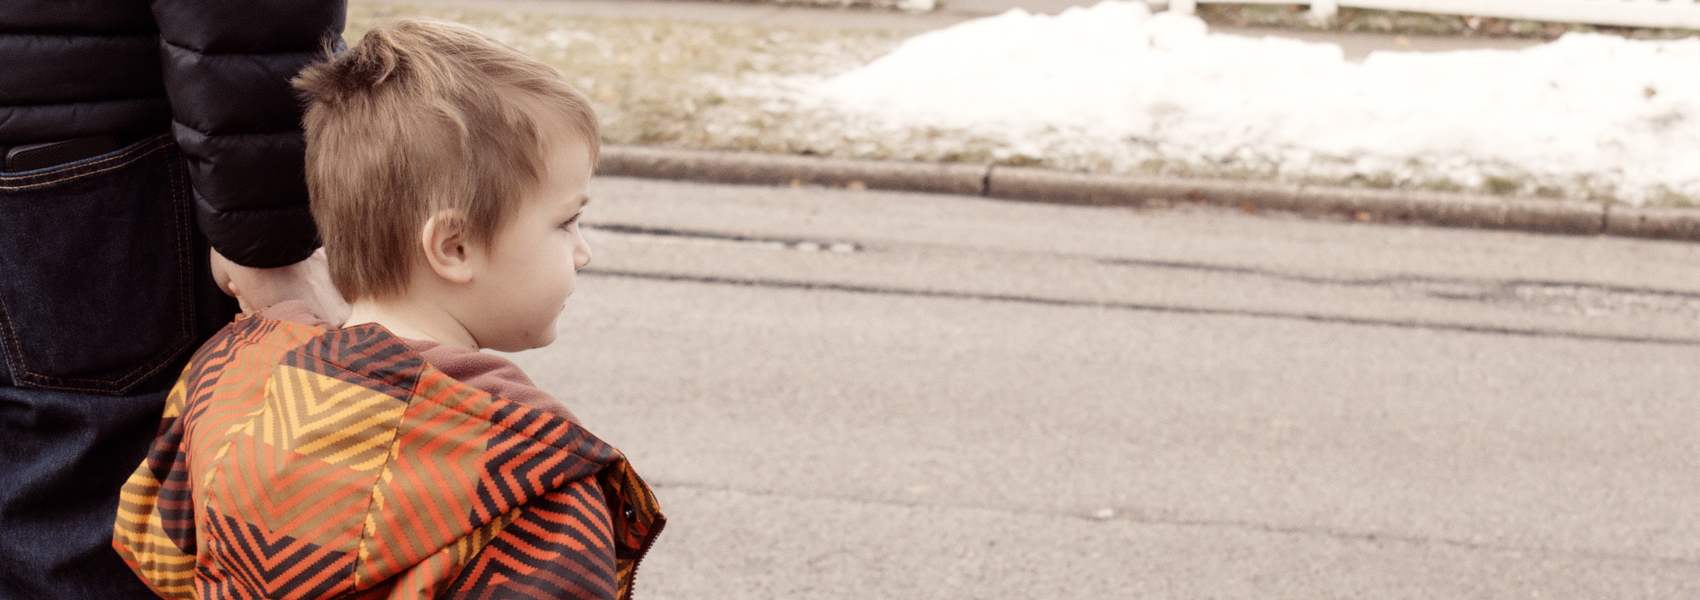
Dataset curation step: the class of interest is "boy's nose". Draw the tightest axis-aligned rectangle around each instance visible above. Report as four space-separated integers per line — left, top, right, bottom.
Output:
574 239 592 270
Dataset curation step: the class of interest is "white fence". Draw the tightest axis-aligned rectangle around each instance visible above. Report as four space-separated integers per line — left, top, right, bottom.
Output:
1167 0 1700 30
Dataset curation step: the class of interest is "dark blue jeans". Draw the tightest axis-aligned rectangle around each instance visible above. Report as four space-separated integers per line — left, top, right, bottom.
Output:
0 135 236 598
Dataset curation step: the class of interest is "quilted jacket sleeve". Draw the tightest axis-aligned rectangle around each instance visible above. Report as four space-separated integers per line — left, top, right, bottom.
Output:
150 0 346 268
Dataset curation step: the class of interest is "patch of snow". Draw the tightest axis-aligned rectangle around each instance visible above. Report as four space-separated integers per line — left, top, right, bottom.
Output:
802 0 1700 204
897 0 936 13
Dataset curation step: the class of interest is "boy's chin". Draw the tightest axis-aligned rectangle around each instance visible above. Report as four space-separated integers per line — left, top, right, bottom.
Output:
529 327 559 349
488 325 557 353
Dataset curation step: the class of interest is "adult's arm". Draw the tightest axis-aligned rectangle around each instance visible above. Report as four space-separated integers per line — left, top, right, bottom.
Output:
151 0 347 268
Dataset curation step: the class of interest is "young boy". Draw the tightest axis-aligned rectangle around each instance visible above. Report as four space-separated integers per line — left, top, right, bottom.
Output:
112 19 663 600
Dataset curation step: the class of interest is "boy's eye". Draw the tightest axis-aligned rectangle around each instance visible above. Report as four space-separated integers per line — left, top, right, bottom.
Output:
560 214 580 229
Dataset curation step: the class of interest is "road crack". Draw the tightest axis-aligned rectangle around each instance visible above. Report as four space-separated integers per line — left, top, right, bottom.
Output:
583 269 1700 347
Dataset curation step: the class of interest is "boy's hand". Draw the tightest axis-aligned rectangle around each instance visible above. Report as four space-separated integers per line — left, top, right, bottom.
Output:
210 248 351 326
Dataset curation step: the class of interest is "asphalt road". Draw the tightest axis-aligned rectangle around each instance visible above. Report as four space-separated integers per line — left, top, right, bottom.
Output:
506 177 1700 599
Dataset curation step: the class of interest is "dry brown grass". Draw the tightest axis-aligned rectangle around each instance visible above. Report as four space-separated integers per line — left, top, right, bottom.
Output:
348 2 903 150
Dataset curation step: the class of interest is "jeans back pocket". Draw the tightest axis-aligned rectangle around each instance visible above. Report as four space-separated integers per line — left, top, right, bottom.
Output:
0 135 197 394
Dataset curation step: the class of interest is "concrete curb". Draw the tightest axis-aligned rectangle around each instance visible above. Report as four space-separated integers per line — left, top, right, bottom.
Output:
599 145 1700 242
600 145 987 196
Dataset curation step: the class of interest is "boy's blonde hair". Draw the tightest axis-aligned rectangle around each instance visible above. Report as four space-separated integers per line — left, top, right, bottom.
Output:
293 18 599 301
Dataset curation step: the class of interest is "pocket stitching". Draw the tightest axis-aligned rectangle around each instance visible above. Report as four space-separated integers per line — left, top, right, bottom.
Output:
0 286 26 385
173 137 195 371
0 135 172 190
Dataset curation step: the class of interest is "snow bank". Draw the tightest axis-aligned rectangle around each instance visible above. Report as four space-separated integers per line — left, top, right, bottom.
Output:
806 1 1700 203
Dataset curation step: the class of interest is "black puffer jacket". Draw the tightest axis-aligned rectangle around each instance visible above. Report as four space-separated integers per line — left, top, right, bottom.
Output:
0 0 345 268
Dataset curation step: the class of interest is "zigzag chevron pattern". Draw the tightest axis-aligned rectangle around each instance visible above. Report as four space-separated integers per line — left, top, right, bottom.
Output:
356 375 491 584
257 364 406 469
470 413 605 524
114 317 303 600
285 325 425 404
445 483 618 600
115 316 665 599
202 509 357 599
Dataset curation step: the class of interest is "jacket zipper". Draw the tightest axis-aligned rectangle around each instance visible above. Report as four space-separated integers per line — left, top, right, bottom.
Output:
621 513 667 600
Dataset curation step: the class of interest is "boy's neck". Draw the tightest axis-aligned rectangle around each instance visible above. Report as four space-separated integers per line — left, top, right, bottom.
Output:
344 296 480 350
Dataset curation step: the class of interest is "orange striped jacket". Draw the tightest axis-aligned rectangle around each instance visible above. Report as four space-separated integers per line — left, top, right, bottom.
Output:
113 313 664 599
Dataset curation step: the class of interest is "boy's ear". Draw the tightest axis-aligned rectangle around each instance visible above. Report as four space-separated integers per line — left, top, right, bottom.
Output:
420 209 476 284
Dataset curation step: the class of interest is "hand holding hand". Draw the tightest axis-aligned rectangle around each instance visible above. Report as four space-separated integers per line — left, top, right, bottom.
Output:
210 248 351 327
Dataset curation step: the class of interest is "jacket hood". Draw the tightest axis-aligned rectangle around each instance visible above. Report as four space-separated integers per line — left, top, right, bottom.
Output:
115 315 659 599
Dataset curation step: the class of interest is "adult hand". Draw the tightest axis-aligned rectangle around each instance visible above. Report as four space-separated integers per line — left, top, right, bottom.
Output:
210 248 351 327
